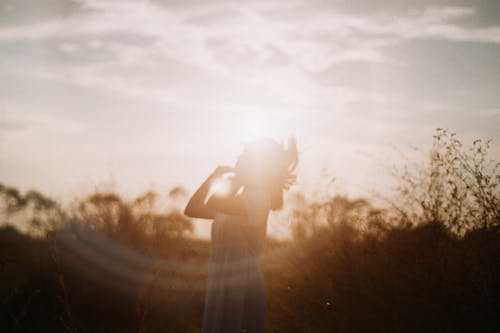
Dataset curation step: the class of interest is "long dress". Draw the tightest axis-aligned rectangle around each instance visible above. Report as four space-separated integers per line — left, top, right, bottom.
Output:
202 189 270 333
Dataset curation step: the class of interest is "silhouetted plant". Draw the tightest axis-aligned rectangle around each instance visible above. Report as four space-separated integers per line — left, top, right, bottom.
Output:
392 128 499 234
0 183 64 235
75 189 193 258
291 193 387 241
2 131 500 332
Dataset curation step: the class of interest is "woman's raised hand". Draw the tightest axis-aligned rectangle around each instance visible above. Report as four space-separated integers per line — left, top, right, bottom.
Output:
210 166 233 179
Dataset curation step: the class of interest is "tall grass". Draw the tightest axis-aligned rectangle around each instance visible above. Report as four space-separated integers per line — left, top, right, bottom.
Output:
1 129 499 332
391 128 499 234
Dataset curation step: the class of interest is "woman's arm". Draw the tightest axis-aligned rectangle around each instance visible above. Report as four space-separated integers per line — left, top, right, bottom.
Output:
206 178 245 216
184 166 232 219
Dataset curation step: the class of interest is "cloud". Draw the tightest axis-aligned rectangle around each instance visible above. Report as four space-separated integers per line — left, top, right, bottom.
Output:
58 42 80 53
2 1 498 73
364 6 500 43
0 110 87 136
2 0 499 203
0 0 399 114
0 120 27 132
0 0 81 27
1 0 499 125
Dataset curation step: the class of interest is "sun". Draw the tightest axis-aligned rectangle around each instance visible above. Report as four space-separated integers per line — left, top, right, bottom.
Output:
222 105 290 144
239 114 273 142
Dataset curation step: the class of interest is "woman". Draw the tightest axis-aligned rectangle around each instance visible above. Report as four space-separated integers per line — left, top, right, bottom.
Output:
184 137 298 333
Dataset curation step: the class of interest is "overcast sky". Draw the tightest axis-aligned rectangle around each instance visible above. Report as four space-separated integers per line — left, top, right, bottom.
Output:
1 0 499 207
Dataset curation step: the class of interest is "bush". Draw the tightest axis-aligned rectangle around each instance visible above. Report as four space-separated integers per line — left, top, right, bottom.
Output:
1 130 499 332
392 128 499 234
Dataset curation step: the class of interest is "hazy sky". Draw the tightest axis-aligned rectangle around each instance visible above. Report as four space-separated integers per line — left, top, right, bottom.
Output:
1 0 499 205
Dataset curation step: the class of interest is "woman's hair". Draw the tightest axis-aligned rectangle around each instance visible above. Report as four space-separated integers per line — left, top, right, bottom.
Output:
235 136 298 210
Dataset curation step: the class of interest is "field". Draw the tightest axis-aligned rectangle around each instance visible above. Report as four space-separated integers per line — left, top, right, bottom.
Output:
1 130 499 332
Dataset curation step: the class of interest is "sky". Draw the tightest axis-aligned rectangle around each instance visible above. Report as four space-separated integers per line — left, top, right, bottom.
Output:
1 0 499 218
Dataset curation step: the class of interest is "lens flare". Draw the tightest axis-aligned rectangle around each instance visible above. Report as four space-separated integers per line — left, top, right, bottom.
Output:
210 177 233 196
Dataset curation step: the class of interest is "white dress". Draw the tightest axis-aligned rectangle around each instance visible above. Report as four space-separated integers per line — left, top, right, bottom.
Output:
202 189 271 333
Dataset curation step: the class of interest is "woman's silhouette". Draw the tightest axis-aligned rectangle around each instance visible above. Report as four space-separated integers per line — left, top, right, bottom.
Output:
184 137 298 333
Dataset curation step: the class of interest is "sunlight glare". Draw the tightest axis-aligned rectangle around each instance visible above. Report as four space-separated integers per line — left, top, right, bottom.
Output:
210 176 233 196
222 105 290 145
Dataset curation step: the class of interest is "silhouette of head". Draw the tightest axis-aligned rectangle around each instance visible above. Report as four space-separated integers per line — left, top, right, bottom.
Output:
234 137 298 210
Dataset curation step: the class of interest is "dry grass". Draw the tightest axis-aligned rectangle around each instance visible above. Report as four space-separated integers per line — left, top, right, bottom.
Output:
1 129 499 332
